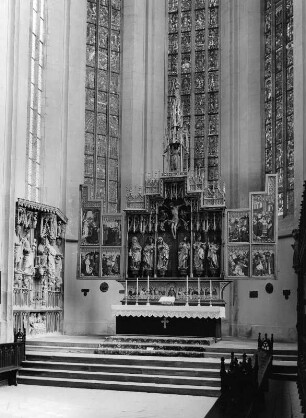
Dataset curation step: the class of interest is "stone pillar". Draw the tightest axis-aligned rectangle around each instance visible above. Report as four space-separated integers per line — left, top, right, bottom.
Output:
121 0 147 205
0 0 29 342
221 0 262 209
144 0 166 176
294 0 306 217
42 0 72 211
220 0 262 337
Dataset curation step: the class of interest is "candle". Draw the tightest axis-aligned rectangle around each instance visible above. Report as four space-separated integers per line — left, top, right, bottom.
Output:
198 276 200 306
186 275 189 306
136 277 139 305
125 280 128 305
147 275 150 305
186 275 189 295
210 280 212 306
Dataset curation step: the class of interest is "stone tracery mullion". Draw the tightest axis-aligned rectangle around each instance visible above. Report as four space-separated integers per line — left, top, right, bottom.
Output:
167 0 220 185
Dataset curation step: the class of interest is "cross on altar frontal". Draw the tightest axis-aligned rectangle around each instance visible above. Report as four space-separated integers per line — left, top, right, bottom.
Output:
161 317 169 329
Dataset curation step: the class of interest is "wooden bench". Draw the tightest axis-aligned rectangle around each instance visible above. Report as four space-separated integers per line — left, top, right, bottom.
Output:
0 329 26 386
206 333 273 418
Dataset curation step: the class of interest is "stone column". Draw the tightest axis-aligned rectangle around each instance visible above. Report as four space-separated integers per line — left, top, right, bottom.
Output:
294 0 306 218
144 0 166 176
221 0 262 209
220 0 262 337
121 0 147 206
0 0 28 342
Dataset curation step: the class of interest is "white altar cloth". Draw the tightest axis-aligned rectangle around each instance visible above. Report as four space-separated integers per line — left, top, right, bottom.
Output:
111 304 225 319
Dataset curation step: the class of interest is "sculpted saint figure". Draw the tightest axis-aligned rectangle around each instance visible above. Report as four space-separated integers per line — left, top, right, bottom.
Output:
157 237 169 271
193 235 206 271
22 232 35 275
129 236 142 270
142 236 154 271
178 237 190 270
46 238 57 279
54 237 64 285
207 241 220 269
14 225 23 273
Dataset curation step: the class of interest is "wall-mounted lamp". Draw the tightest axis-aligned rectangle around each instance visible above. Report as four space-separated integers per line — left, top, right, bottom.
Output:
81 289 90 296
283 289 291 300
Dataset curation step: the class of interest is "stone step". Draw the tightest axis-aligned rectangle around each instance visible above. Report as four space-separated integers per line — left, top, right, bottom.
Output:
94 347 206 357
19 367 221 387
22 359 220 378
24 352 221 369
26 335 214 347
271 372 297 381
18 375 220 397
26 345 97 354
96 342 207 352
26 340 297 355
272 363 298 375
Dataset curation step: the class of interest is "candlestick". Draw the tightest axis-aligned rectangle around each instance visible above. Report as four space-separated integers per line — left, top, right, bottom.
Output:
186 275 189 306
136 277 139 305
146 275 150 305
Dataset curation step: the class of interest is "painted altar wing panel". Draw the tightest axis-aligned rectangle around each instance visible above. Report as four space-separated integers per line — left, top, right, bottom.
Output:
101 248 120 277
81 208 101 246
227 210 250 243
227 245 250 278
251 244 275 278
102 215 122 246
80 248 100 278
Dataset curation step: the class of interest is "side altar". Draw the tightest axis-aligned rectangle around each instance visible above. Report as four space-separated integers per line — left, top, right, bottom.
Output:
112 82 230 338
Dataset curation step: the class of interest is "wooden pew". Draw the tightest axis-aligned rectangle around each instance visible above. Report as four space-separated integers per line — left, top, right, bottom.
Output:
0 329 26 386
205 333 273 418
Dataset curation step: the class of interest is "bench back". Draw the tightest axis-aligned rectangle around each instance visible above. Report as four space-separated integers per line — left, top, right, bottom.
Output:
0 329 26 369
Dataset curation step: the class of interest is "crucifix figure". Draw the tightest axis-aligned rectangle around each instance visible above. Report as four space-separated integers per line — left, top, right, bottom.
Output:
161 317 169 329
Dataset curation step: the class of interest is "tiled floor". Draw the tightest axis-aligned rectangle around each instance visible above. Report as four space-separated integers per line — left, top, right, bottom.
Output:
0 385 216 418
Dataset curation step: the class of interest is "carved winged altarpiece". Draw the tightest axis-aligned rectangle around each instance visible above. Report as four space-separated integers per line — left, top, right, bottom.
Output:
78 81 278 337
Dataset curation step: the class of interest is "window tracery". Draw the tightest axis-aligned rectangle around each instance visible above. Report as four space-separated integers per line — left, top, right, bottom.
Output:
264 0 294 216
27 0 46 202
167 0 220 183
85 0 121 213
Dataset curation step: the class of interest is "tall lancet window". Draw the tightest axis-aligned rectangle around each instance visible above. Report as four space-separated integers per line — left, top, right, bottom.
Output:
85 0 121 213
167 0 220 182
27 0 46 202
264 0 294 216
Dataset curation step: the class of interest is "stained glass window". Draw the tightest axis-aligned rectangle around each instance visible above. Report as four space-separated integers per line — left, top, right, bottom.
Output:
264 0 294 216
167 0 220 181
85 0 121 212
27 0 46 202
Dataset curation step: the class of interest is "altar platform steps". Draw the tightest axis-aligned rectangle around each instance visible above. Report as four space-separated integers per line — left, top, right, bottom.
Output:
24 336 297 362
19 337 297 396
18 353 221 397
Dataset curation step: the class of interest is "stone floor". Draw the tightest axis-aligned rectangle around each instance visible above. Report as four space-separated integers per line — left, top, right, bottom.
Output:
0 385 216 418
4 335 298 417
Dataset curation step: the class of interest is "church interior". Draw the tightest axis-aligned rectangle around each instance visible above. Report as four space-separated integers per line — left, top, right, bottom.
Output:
0 0 306 416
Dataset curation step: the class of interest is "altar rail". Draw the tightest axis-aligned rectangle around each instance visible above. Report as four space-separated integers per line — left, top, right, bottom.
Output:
206 333 273 418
